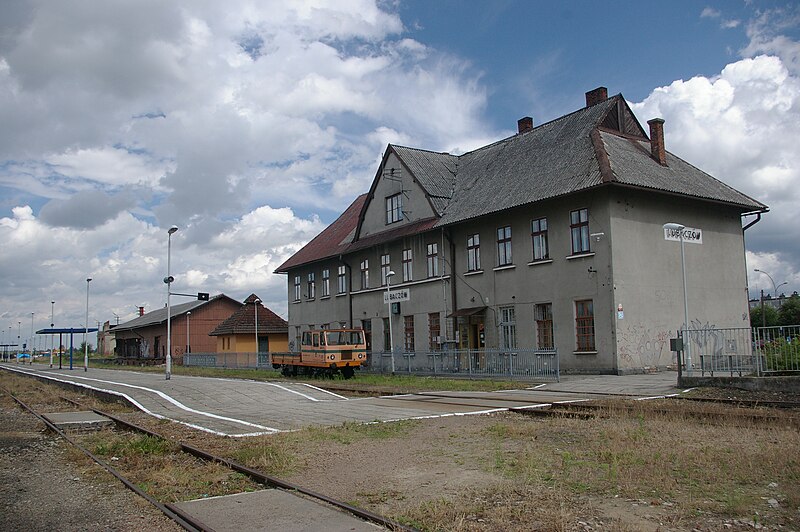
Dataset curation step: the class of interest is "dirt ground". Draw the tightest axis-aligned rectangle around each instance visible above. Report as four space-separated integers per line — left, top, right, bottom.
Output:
2 371 798 532
0 391 180 531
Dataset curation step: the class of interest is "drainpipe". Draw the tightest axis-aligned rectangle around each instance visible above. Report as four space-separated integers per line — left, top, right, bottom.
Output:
741 210 766 323
340 255 353 328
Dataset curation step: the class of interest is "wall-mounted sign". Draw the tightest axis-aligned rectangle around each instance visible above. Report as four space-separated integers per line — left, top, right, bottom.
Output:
383 288 410 303
664 226 703 244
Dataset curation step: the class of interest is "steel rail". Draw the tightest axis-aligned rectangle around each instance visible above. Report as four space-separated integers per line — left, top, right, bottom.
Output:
0 385 212 532
77 404 417 532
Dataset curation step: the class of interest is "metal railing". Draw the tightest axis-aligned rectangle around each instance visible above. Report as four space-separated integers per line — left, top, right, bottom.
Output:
753 325 800 375
361 348 559 381
678 325 800 377
184 352 272 369
184 348 560 381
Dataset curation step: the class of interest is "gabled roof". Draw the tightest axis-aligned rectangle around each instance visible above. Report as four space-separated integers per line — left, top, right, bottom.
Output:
113 294 239 332
277 90 767 271
274 194 366 273
209 293 287 336
391 145 458 214
599 131 765 208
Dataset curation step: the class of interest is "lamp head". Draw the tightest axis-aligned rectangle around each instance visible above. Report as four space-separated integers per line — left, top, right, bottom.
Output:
663 222 684 231
387 270 396 277
168 225 179 235
86 277 92 283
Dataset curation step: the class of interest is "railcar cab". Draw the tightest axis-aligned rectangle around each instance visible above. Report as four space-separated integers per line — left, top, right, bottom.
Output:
273 328 367 378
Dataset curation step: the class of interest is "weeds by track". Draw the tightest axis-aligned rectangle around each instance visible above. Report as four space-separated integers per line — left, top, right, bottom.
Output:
1 380 416 532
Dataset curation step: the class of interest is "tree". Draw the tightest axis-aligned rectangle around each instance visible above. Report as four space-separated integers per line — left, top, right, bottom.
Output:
79 341 94 354
778 296 800 326
750 305 778 328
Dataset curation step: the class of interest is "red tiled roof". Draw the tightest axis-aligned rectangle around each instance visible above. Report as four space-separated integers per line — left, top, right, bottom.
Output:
274 194 367 273
209 293 287 335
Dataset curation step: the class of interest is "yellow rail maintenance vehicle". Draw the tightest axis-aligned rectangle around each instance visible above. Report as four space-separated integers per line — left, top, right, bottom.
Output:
271 329 367 379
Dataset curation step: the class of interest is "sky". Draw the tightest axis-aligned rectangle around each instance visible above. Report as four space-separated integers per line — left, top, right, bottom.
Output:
1 0 799 347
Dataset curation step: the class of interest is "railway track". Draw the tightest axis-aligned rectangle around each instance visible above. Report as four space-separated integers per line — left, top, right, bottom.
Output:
1 383 416 532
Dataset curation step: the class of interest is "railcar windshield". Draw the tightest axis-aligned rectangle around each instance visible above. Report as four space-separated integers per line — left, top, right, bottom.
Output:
324 330 365 346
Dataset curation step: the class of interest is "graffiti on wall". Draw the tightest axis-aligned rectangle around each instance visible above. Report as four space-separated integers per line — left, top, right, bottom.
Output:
617 323 672 367
685 319 723 357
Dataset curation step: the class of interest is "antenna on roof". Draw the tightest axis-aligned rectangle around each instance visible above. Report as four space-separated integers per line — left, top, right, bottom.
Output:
383 167 402 182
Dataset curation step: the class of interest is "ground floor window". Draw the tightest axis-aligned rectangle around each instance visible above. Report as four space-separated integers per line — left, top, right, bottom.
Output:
499 306 516 349
535 303 554 349
361 319 372 352
404 315 415 352
575 299 595 351
383 317 390 352
428 312 440 350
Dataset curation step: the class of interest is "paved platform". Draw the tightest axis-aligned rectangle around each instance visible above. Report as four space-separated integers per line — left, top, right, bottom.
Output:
1 364 682 437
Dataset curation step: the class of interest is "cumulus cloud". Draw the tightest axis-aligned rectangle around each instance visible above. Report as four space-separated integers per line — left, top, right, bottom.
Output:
631 53 800 300
0 0 491 328
39 190 135 229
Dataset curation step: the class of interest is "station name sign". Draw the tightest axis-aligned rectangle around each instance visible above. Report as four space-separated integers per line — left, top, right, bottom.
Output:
383 288 410 303
664 226 703 244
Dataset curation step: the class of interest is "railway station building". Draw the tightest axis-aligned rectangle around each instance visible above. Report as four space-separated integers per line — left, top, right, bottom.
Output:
275 86 767 374
113 294 242 363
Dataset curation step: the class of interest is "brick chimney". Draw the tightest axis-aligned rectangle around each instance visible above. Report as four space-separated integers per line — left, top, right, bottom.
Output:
585 86 608 107
647 118 667 166
517 116 533 134
139 306 145 316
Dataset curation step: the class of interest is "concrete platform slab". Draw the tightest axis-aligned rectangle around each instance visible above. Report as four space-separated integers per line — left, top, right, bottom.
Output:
42 411 113 431
173 489 384 531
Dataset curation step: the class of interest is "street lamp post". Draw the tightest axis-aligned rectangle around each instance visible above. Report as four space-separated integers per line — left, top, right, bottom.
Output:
84 278 91 371
664 223 691 376
385 270 396 373
50 301 55 368
754 268 787 299
254 298 261 359
186 311 191 354
165 225 178 380
30 312 34 365
17 321 21 364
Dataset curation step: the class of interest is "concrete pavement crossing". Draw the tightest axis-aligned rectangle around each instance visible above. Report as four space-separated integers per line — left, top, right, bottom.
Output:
2 364 683 437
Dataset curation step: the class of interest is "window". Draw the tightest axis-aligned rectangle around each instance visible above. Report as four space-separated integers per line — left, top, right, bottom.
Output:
386 193 402 224
337 265 346 294
428 313 440 350
535 303 554 349
531 218 549 261
361 319 372 351
322 269 330 297
293 275 301 301
383 317 390 352
404 315 415 352
402 249 413 282
381 254 391 286
570 208 590 254
467 234 481 271
499 306 517 349
360 259 369 290
497 226 512 266
575 299 595 351
307 272 315 299
426 243 439 277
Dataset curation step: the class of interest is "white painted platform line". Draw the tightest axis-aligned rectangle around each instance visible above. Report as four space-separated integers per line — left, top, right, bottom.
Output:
2 366 283 437
299 382 349 400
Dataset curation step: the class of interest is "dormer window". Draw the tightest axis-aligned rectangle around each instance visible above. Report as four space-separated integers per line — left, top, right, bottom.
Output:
386 193 402 224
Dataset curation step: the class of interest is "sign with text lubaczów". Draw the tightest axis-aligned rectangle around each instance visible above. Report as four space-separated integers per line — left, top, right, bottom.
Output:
664 226 702 244
383 288 410 304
